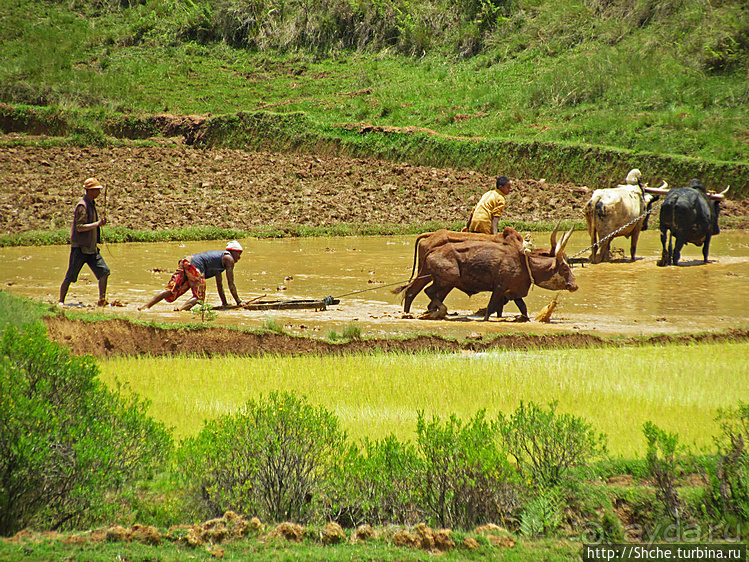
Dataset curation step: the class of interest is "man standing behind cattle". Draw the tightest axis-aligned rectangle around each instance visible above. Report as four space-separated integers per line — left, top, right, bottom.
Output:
139 241 245 311
463 175 529 319
58 177 110 307
465 176 512 235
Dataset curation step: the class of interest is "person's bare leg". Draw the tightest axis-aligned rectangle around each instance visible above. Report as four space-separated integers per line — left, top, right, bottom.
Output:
179 297 199 311
139 290 172 311
97 275 109 306
59 281 71 305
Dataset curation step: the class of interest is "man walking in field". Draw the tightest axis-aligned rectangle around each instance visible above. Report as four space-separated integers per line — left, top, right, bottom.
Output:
465 175 512 235
59 177 110 307
139 241 245 311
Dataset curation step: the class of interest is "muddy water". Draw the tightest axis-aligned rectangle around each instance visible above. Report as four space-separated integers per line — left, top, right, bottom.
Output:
2 230 748 338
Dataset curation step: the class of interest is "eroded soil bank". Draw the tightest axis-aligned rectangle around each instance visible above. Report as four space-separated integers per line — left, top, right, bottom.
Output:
44 317 749 358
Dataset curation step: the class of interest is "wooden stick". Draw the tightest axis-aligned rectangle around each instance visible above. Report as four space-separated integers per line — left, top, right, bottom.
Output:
241 294 267 308
213 294 268 311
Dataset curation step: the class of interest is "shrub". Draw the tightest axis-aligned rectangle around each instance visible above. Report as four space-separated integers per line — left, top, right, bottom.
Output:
176 391 346 523
643 421 682 521
497 401 607 487
704 403 749 523
325 435 422 527
0 324 172 535
415 409 520 529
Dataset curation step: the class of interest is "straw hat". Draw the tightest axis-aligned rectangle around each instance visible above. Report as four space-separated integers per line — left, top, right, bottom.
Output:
83 177 103 191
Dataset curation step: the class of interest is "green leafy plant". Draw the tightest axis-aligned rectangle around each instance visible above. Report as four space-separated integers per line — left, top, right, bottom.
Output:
176 391 346 523
0 324 172 535
498 401 607 488
520 488 563 538
192 301 217 322
416 409 520 529
705 403 749 523
643 421 682 521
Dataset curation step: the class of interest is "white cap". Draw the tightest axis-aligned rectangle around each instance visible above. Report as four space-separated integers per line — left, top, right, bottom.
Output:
226 240 243 252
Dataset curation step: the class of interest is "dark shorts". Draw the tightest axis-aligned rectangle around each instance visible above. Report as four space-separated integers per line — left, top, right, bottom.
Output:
63 247 110 284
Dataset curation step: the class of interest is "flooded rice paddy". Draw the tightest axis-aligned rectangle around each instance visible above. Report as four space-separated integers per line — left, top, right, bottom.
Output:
2 230 748 338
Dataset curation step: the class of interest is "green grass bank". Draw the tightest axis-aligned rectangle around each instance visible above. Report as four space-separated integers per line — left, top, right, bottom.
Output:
2 105 748 198
2 0 748 194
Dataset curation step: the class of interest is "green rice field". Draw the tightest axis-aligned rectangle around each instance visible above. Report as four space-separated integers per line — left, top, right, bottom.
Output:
97 341 749 459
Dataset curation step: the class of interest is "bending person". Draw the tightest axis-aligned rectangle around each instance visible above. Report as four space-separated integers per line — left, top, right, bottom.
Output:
140 241 245 311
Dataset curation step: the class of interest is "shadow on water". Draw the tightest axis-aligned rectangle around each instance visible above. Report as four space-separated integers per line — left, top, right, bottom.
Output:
1 230 748 338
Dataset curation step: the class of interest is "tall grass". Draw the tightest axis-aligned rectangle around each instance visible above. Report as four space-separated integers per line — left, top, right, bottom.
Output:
1 0 747 163
0 290 52 330
97 342 749 458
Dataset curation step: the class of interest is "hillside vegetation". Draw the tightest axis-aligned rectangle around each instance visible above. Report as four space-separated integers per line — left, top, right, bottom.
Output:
1 0 748 187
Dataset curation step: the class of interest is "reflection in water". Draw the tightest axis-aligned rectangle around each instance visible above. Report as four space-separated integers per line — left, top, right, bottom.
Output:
1 230 748 338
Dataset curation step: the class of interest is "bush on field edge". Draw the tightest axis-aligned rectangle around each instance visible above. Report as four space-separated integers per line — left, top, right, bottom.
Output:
2 301 748 537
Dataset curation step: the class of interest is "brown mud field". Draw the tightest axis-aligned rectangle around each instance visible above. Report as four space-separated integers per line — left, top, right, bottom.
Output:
2 141 749 356
2 142 748 234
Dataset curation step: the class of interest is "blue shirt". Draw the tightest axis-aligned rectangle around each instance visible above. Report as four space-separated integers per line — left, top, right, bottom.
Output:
189 250 228 279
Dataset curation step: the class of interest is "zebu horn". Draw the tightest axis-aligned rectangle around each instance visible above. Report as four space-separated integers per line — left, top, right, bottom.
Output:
708 185 729 201
555 227 574 259
659 180 668 189
549 220 561 253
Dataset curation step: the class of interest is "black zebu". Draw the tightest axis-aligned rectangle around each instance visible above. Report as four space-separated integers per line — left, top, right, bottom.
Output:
657 179 724 266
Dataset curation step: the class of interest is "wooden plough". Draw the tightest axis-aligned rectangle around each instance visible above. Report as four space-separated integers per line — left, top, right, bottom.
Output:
214 295 340 312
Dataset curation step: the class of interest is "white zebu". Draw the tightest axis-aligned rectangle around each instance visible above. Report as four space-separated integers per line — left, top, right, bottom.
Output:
584 169 666 263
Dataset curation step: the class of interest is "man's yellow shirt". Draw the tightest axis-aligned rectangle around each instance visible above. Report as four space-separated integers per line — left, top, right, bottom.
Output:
469 190 506 234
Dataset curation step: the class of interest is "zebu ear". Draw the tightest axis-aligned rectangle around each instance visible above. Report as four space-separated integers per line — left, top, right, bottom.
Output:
555 227 574 260
549 220 561 252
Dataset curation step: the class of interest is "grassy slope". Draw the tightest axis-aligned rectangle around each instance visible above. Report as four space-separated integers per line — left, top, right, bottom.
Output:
0 0 747 181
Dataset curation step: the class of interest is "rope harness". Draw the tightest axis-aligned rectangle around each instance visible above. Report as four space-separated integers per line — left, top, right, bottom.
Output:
522 238 537 290
568 199 665 261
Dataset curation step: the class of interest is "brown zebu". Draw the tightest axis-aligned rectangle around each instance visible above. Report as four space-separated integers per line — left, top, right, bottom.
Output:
395 226 530 319
394 227 578 321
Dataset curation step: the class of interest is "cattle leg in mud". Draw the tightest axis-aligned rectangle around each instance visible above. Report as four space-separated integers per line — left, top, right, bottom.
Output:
486 291 508 321
402 274 432 313
424 283 451 317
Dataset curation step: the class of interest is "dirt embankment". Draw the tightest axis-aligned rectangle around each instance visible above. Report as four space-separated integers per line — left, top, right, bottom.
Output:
44 317 749 358
2 142 748 236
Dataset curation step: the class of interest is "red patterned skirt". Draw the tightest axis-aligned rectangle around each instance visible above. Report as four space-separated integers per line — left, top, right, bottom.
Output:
164 259 206 303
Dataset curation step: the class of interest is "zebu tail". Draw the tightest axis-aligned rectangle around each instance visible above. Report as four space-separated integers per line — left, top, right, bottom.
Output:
392 283 409 295
407 232 432 282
